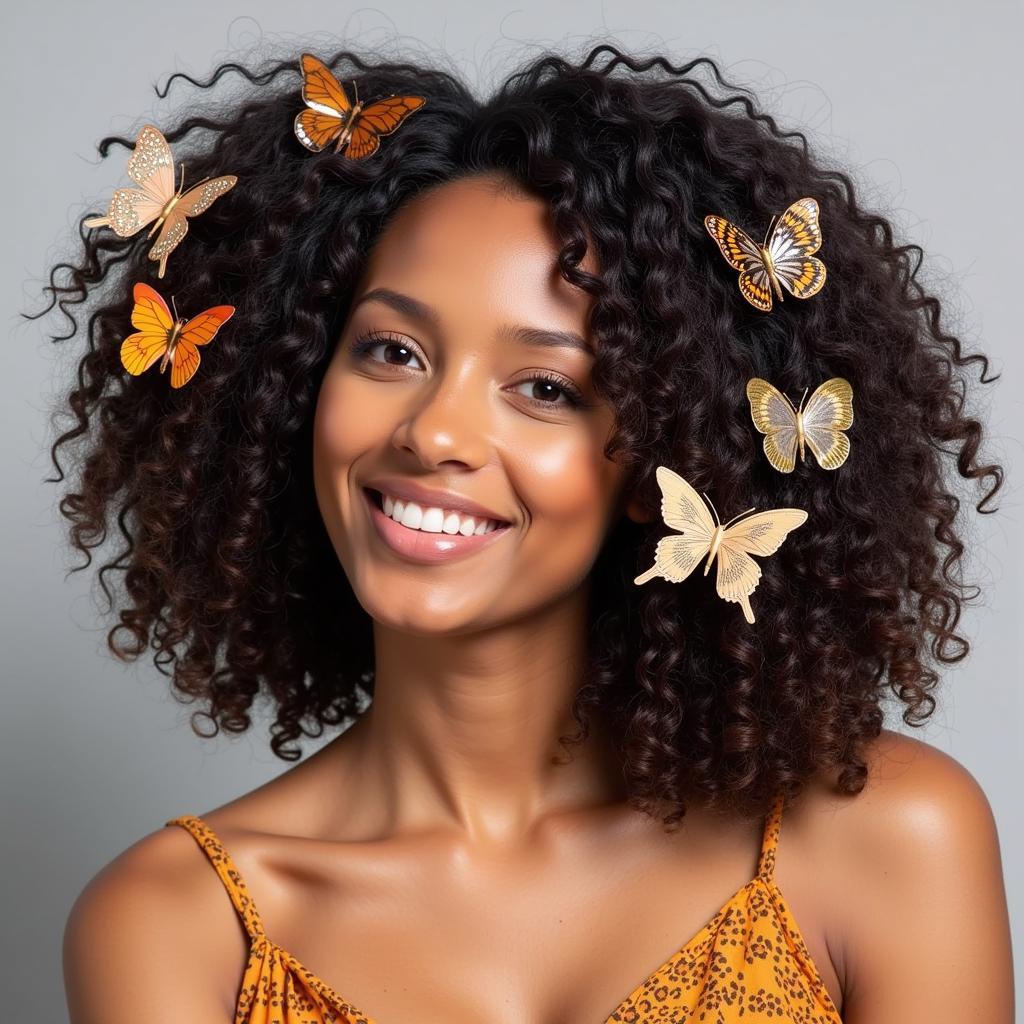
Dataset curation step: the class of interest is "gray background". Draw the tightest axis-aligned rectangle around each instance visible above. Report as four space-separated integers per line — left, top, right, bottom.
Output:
3 0 1021 1016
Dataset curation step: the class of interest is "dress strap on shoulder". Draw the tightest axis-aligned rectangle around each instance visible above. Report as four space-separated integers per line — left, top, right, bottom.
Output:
756 791 786 882
164 814 267 944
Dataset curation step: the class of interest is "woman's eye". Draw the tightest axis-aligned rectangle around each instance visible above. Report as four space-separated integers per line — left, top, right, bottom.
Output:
349 334 423 369
347 332 586 411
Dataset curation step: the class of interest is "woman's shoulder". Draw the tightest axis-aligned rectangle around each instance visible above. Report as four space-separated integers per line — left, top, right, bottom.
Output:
798 727 1010 1020
63 813 252 1021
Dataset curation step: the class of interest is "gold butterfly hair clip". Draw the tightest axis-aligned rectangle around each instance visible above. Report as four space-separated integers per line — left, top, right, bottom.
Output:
704 196 826 312
633 465 807 624
85 124 237 278
746 376 854 473
293 53 426 159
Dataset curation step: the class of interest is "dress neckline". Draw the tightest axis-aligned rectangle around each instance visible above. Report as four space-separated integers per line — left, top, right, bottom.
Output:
165 791 842 1023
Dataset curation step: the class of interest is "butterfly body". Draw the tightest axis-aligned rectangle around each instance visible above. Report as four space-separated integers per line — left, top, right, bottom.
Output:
633 466 807 623
705 197 826 312
85 124 237 278
746 376 853 473
294 53 426 159
120 282 234 389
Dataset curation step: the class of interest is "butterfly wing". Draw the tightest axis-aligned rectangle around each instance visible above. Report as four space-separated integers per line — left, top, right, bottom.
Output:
294 53 351 152
147 175 238 278
633 466 717 585
121 282 173 376
766 197 827 300
716 508 808 622
294 109 345 152
801 377 853 470
704 214 773 311
299 53 353 116
167 304 235 389
85 124 176 235
344 96 427 160
746 377 800 473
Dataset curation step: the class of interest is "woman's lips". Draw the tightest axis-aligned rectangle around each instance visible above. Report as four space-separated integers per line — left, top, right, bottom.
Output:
362 487 512 564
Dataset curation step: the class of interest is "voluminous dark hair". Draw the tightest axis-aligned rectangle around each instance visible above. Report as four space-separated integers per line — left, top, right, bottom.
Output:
31 42 1004 827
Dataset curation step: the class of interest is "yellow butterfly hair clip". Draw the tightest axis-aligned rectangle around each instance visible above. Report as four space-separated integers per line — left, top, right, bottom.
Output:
294 53 426 159
85 124 237 278
633 465 807 623
704 197 826 312
746 376 853 473
120 282 234 389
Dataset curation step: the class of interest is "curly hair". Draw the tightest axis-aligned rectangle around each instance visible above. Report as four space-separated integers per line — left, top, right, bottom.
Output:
29 42 1004 829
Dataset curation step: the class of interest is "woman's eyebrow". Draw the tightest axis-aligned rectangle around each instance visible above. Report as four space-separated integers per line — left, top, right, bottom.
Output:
352 286 594 357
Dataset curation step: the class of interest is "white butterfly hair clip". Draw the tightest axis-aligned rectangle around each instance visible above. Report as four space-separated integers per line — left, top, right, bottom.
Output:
633 465 807 623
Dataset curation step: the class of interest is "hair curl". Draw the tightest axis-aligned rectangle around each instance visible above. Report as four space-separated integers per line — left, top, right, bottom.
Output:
28 42 1005 828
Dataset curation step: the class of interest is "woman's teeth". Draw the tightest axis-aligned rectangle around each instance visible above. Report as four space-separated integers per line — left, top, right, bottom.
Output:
379 492 503 535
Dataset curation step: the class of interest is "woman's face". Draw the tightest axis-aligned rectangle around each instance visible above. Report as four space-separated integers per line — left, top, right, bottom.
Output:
313 174 632 635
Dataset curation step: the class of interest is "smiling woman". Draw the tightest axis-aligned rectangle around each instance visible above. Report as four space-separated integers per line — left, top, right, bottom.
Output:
38 41 1012 1024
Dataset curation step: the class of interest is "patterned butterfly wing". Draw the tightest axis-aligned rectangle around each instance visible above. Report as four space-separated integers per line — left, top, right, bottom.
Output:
120 282 173 376
294 109 346 152
167 305 235 389
765 197 827 300
294 54 351 152
716 508 808 622
746 377 801 473
344 96 427 160
633 466 717 586
800 377 853 470
148 175 238 279
704 214 774 311
84 125 176 236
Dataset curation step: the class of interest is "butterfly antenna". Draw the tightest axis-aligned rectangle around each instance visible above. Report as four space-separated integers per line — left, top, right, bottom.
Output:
763 213 778 248
799 385 809 411
701 491 722 527
170 294 180 321
177 163 186 196
722 506 758 528
353 78 360 105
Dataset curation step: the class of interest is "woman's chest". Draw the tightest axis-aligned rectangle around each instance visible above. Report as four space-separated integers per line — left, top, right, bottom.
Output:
217 815 843 1024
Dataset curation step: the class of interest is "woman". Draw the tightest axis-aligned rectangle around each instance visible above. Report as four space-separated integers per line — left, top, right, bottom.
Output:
49 44 1012 1022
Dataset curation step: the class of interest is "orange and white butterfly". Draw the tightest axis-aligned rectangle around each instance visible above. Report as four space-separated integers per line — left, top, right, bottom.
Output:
293 53 426 159
84 124 237 278
746 376 854 473
633 465 807 623
704 197 826 312
120 282 234 389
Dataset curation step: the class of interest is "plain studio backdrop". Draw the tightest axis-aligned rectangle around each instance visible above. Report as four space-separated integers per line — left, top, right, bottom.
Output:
2 0 1020 1016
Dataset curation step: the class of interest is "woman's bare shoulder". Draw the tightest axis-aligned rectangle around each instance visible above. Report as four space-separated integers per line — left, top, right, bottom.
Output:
63 818 250 1022
798 727 1012 1023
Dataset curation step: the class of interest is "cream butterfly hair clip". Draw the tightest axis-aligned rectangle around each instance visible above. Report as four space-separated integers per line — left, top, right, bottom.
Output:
633 466 807 624
704 197 826 312
85 124 237 278
746 377 854 473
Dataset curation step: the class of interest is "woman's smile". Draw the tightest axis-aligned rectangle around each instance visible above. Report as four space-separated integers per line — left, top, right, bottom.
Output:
362 485 514 565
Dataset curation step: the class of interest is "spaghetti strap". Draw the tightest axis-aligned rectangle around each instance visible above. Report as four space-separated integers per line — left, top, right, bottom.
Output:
756 791 786 882
165 814 267 944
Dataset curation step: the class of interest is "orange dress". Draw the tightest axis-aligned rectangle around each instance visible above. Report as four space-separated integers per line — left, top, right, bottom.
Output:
165 791 843 1023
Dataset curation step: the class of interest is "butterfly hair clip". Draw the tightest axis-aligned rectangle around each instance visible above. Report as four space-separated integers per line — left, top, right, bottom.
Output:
119 282 234 389
633 465 807 623
294 53 426 159
746 376 853 473
704 197 826 312
85 125 237 279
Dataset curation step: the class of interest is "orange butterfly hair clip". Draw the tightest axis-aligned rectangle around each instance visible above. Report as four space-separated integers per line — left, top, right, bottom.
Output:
119 282 234 389
85 124 237 278
293 53 426 159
